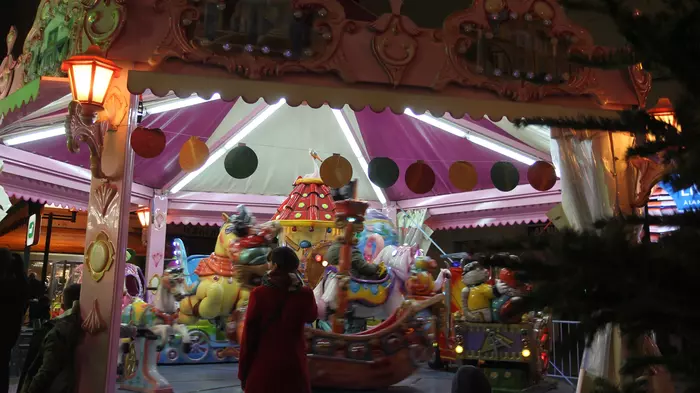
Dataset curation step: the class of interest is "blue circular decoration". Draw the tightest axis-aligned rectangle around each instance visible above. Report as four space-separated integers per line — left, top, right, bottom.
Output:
300 240 312 249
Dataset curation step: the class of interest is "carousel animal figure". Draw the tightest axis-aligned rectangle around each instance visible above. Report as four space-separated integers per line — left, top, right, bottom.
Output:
314 243 451 329
121 267 192 351
179 205 279 327
461 260 495 322
492 265 531 323
405 254 452 297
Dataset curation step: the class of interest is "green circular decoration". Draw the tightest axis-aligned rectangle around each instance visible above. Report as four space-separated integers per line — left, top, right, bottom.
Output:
224 145 258 179
490 161 520 192
368 157 400 188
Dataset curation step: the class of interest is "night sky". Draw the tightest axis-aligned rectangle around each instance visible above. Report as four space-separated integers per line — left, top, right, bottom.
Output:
0 0 42 57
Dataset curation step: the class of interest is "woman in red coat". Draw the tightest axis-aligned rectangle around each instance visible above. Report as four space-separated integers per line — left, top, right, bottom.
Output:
238 246 318 393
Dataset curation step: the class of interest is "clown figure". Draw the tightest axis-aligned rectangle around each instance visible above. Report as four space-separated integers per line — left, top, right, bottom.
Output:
461 261 495 322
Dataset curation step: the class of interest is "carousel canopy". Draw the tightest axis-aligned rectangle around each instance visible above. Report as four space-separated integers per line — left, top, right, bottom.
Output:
0 92 552 204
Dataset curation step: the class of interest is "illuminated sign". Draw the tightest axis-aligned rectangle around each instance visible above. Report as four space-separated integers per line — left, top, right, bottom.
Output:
659 182 700 212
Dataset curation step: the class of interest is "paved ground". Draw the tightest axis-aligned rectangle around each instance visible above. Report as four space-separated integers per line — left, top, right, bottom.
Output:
112 363 575 393
10 363 576 393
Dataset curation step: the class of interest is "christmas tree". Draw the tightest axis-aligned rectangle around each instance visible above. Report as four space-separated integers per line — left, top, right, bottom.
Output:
477 0 700 391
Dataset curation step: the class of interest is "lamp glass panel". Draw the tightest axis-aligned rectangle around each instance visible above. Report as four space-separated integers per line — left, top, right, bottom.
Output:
91 66 115 104
71 64 94 102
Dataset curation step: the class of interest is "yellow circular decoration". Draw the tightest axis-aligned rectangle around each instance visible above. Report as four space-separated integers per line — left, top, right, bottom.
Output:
295 213 302 218
325 214 332 219
322 203 328 209
299 202 306 208
303 193 308 197
320 194 325 198
485 0 505 13
85 231 115 282
320 154 353 188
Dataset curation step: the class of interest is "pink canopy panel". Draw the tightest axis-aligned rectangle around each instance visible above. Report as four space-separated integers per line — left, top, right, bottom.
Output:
2 97 550 204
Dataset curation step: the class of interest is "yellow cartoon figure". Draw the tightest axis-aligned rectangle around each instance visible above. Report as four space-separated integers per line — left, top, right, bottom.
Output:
461 261 495 322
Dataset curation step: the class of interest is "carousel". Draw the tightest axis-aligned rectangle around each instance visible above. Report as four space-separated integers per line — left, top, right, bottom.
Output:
0 0 666 392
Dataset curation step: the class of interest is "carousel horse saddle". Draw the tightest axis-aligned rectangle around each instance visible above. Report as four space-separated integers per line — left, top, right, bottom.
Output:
236 246 271 266
122 299 155 326
346 273 394 307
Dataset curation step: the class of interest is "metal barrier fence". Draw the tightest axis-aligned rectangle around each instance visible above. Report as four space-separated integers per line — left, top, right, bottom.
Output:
548 320 585 387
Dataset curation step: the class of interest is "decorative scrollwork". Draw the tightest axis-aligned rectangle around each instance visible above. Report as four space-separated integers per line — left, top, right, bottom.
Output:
369 0 419 86
81 0 128 50
66 100 109 179
438 0 600 102
629 156 670 208
629 63 652 108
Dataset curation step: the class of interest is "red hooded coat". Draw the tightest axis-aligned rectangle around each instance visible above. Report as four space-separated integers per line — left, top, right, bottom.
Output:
238 273 318 393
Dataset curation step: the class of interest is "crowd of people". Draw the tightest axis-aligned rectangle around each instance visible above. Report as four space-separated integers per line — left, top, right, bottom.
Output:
0 248 81 393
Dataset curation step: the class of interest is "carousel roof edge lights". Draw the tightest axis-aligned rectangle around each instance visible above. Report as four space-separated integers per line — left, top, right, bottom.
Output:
125 70 623 122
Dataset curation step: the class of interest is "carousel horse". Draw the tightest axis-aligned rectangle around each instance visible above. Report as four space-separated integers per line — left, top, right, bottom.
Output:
179 205 279 328
121 268 191 351
314 244 451 323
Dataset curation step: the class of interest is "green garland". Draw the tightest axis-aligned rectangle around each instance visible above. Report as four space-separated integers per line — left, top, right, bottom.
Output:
502 0 700 391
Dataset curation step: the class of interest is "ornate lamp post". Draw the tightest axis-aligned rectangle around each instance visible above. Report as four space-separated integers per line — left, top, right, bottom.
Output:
62 45 121 122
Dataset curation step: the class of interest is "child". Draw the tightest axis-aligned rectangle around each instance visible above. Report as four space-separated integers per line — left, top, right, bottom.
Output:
20 284 81 393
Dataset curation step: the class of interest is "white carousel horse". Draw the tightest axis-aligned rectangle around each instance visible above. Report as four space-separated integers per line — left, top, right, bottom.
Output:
121 268 191 351
314 244 451 321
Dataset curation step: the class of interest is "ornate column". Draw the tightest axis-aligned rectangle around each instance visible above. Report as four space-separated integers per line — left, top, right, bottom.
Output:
65 70 136 393
144 194 168 302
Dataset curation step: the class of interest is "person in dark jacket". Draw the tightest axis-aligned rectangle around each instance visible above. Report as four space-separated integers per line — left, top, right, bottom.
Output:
452 365 492 393
0 249 28 393
238 247 318 393
27 273 46 300
21 283 82 393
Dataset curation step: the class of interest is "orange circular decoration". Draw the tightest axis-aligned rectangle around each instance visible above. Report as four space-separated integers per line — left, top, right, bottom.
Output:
179 136 210 172
533 1 554 20
449 161 478 192
527 161 557 191
320 154 353 188
405 161 435 194
485 0 505 13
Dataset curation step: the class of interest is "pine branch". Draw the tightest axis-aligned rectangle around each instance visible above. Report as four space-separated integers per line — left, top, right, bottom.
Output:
569 48 641 69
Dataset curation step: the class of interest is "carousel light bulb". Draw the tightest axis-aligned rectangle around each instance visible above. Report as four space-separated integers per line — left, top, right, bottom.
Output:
455 345 464 354
521 348 531 358
347 217 356 223
322 260 328 267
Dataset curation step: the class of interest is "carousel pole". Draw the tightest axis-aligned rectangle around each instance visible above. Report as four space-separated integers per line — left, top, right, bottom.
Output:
143 194 168 302
62 47 135 393
332 217 354 333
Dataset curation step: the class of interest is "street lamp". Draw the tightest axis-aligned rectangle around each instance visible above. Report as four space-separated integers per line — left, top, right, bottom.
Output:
137 208 151 228
61 45 121 121
137 208 150 247
648 97 679 131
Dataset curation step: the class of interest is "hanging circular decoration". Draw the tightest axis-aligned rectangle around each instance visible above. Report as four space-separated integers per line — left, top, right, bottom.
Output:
320 153 353 188
405 160 435 194
224 144 258 179
85 231 116 282
490 161 520 192
131 126 166 159
527 161 557 191
449 161 478 191
368 157 400 188
179 136 210 172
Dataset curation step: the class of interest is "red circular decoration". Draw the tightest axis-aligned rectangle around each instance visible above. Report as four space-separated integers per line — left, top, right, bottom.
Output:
527 161 557 191
131 126 166 159
405 161 435 194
